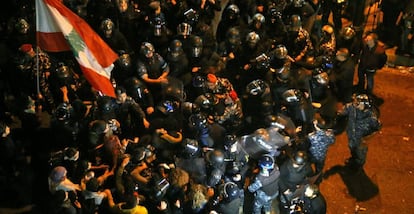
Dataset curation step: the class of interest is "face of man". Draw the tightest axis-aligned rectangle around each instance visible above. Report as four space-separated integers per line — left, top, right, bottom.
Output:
365 35 375 49
118 0 128 12
116 92 127 103
336 52 346 62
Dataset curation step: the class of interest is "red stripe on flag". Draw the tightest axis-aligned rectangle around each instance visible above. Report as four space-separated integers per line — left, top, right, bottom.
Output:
36 31 71 52
43 0 118 67
80 65 116 97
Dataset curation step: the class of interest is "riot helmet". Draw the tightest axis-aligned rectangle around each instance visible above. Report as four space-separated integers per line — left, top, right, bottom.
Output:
188 113 208 130
289 15 302 32
313 69 329 85
140 42 155 59
168 40 184 62
246 79 266 96
221 182 240 201
190 36 203 58
125 77 146 100
192 74 206 88
226 27 242 47
258 154 275 173
117 50 131 68
276 65 291 83
246 31 260 49
55 102 72 121
97 96 114 114
194 93 215 109
177 22 192 37
269 7 282 22
151 13 165 36
354 93 371 108
101 18 114 38
15 18 30 34
341 26 356 40
224 4 240 20
224 134 237 149
182 138 200 158
252 13 266 26
55 62 72 86
282 89 302 103
206 149 225 167
292 0 305 7
259 154 274 169
273 44 289 60
292 150 308 166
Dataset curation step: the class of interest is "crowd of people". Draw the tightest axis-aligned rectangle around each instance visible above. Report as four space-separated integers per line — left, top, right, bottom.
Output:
0 0 403 213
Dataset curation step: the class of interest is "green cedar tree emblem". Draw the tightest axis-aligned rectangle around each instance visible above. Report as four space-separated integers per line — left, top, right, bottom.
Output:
65 30 85 58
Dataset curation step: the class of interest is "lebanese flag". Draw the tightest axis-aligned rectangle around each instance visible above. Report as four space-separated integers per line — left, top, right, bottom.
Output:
36 0 118 97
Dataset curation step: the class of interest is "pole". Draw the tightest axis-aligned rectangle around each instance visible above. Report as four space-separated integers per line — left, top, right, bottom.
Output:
35 0 41 97
36 47 40 97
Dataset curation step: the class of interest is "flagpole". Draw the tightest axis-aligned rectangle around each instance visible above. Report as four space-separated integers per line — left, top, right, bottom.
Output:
35 0 41 97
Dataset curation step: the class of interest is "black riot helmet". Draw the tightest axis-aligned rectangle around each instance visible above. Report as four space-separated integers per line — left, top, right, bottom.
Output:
221 182 241 201
289 14 302 32
292 150 308 165
190 35 203 58
354 93 372 108
226 27 242 47
252 13 266 25
246 79 266 96
101 18 114 38
117 50 131 68
224 4 240 20
341 26 356 40
182 138 200 158
55 62 73 87
167 39 184 62
246 31 260 49
194 93 215 110
125 77 147 100
15 17 30 34
188 113 208 130
282 89 302 103
258 154 275 171
192 74 206 88
206 149 225 167
97 96 114 114
55 62 70 79
275 65 291 83
313 68 329 85
140 42 155 59
269 7 282 21
292 0 305 7
55 102 72 121
273 44 289 60
224 134 237 150
177 22 192 37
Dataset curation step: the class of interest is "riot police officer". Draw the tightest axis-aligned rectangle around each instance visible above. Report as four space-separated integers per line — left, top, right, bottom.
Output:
279 150 314 212
242 79 274 134
213 181 244 214
248 154 280 214
99 18 131 53
338 93 381 170
136 42 170 102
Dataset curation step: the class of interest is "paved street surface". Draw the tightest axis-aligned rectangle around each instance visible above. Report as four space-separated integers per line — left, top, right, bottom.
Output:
320 65 414 213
